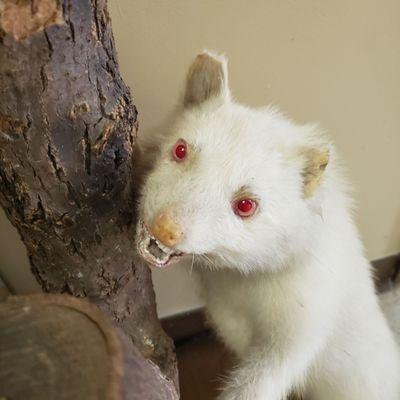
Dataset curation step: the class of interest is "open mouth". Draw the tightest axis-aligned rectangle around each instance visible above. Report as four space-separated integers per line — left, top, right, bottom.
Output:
136 220 184 267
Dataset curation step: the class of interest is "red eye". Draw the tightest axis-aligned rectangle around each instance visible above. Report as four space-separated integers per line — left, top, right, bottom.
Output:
173 139 187 161
234 198 258 218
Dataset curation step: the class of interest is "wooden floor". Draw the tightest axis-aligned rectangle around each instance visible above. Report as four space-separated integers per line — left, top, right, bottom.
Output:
176 331 235 400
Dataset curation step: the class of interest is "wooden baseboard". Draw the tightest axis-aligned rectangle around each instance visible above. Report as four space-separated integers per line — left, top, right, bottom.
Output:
162 253 400 342
161 308 207 343
372 253 400 292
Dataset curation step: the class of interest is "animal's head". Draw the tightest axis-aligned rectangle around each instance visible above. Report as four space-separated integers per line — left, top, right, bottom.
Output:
136 51 331 273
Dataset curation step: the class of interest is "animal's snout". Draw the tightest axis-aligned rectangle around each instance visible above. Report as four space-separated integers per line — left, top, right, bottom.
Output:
150 212 183 247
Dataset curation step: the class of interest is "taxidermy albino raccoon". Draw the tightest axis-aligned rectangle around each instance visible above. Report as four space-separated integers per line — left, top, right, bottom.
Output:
136 51 400 399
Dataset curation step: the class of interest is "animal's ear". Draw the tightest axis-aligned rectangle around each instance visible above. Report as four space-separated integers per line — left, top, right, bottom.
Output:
183 51 230 108
301 147 330 198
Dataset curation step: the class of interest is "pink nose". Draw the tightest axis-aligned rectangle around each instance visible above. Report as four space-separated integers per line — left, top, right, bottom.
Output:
150 212 183 247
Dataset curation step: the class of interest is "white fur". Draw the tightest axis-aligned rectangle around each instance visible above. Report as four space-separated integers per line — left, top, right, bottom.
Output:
136 52 400 399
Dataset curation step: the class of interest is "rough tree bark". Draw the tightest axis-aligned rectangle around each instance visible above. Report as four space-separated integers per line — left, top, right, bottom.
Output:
0 0 178 396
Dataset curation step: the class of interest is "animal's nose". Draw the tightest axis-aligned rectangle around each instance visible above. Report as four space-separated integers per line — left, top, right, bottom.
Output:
150 212 183 247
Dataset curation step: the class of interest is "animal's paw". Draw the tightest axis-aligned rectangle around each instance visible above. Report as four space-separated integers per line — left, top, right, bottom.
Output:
217 387 250 400
218 384 281 400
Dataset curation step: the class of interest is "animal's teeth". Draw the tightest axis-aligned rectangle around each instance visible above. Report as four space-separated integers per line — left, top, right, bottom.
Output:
137 220 179 263
137 219 184 267
155 239 174 254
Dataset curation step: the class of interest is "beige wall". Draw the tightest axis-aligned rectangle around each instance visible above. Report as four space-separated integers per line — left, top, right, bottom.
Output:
1 0 399 317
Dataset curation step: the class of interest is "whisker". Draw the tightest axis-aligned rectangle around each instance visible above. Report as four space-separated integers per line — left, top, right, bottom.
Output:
200 253 218 270
189 254 195 275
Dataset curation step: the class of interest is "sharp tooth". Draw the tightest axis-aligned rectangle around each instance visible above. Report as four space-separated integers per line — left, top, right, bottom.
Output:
155 239 174 254
147 238 167 261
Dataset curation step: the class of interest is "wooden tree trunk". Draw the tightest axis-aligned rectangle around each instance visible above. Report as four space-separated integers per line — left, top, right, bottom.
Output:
0 0 178 396
0 294 178 400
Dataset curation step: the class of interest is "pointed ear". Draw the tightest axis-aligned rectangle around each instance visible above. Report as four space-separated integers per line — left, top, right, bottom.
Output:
183 51 230 108
301 147 330 198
